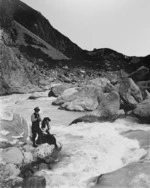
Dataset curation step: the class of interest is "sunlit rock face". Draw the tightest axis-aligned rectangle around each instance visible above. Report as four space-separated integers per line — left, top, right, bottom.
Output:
91 91 120 117
52 78 110 111
49 83 74 98
53 85 103 111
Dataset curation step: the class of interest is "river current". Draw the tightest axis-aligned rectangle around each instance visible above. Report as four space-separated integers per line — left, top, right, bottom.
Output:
0 91 149 188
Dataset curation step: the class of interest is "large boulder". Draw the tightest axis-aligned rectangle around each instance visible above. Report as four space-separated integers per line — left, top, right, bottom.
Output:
91 91 120 117
1 147 24 165
119 77 143 105
48 83 73 97
23 151 34 164
132 98 150 123
69 114 119 125
0 111 28 146
54 85 104 111
91 162 150 188
86 77 110 91
33 143 54 161
52 87 79 105
0 163 20 188
105 82 119 93
28 91 50 100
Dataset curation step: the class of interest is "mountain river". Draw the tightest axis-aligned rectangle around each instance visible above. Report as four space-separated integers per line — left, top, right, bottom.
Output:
0 91 150 188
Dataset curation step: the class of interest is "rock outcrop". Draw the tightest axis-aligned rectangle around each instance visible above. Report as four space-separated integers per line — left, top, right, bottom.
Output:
85 77 110 91
2 147 24 165
92 162 150 188
0 111 28 145
69 114 119 125
69 91 121 125
53 85 103 111
48 83 74 97
132 98 150 123
119 77 143 105
0 29 55 95
0 142 60 188
91 91 120 117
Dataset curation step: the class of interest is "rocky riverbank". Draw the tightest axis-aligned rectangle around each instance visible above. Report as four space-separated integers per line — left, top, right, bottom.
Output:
0 107 62 188
1 82 150 187
49 67 150 125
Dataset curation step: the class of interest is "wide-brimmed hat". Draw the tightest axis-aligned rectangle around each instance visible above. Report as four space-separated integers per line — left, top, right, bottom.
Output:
43 117 51 122
34 107 40 111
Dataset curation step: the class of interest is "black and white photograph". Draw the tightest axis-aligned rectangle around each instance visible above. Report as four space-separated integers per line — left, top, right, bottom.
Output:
0 0 150 187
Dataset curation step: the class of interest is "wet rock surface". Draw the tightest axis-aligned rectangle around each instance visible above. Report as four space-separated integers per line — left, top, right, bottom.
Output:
123 130 150 149
92 162 150 188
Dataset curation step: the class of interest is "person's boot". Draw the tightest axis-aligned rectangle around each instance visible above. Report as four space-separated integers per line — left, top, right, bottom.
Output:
33 140 38 148
33 144 38 148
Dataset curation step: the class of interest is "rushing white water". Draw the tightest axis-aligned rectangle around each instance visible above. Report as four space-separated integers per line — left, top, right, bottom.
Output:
0 92 149 188
35 121 146 188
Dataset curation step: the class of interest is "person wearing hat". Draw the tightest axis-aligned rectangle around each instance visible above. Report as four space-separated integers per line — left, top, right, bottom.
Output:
31 107 42 147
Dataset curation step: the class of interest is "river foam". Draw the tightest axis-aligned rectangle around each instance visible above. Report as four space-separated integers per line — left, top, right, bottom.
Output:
36 121 146 188
0 93 149 188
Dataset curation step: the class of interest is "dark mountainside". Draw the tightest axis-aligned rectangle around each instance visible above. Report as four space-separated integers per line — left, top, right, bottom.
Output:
0 0 150 95
12 0 82 59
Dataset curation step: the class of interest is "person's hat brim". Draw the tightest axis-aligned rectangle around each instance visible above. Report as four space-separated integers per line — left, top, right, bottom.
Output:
34 107 40 111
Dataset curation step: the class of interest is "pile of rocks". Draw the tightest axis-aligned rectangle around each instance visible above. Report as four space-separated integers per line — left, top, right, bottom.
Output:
49 67 150 124
0 111 60 188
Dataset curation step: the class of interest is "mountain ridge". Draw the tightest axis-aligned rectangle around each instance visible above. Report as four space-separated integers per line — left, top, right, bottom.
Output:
0 0 150 96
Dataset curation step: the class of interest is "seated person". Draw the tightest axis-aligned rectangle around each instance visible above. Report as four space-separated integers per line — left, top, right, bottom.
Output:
37 117 58 149
41 117 51 135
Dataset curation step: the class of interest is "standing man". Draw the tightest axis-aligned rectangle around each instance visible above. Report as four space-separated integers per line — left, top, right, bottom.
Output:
31 107 42 147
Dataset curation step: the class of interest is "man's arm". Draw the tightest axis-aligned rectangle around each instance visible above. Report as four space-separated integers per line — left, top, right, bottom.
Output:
38 114 42 122
31 114 38 122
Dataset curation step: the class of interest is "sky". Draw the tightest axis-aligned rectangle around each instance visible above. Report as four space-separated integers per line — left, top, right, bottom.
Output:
21 0 150 56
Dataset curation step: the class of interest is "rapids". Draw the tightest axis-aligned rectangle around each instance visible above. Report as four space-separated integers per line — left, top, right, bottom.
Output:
0 91 150 188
